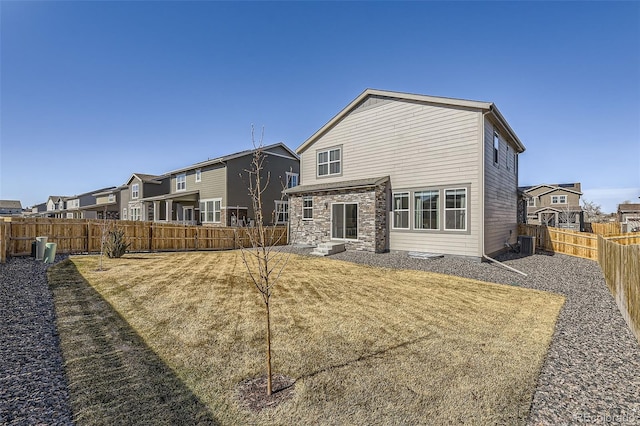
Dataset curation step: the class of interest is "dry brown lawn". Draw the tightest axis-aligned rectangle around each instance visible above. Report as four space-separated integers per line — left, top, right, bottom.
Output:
51 251 564 425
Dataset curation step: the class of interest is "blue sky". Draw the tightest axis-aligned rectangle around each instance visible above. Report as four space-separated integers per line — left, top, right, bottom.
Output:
1 1 638 213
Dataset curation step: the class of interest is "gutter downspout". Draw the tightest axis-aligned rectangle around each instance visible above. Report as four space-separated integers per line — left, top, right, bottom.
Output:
481 109 527 277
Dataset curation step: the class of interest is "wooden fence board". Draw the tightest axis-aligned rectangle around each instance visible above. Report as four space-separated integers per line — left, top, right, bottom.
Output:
0 218 288 262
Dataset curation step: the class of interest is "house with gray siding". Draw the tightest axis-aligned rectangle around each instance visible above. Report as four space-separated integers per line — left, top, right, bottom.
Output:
0 200 23 216
63 187 116 219
285 89 525 259
119 174 171 221
139 143 299 226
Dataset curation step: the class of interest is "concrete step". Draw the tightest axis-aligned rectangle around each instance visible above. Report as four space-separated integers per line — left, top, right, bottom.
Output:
310 241 346 256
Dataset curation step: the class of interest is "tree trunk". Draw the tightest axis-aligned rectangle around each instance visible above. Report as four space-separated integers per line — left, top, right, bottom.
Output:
266 301 272 396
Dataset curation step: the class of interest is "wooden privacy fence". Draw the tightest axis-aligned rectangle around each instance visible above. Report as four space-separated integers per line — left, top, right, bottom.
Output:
0 218 288 262
590 222 623 236
598 236 640 344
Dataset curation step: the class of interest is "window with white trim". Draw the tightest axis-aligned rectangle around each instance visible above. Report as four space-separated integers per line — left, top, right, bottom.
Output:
286 172 299 188
528 197 536 207
445 188 467 231
493 132 500 165
131 184 139 199
122 208 127 220
195 169 202 182
317 147 341 176
108 194 115 202
506 145 511 171
392 192 409 229
303 196 313 220
414 190 439 230
551 195 567 204
275 201 289 224
130 207 141 221
176 173 186 191
199 198 221 223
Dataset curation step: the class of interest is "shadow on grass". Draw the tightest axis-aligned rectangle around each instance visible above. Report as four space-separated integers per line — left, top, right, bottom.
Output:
296 334 433 384
48 260 218 425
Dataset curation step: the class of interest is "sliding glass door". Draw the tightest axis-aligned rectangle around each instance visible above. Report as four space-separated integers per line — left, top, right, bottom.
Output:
331 203 358 240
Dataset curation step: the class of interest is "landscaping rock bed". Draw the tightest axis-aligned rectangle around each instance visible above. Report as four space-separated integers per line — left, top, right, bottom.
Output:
0 255 73 425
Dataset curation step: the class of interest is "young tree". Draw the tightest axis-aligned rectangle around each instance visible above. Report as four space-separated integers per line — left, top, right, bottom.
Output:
98 206 110 271
236 126 295 396
582 199 604 223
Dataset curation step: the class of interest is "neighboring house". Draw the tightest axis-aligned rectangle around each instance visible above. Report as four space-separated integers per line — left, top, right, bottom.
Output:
30 202 48 217
139 143 299 226
62 186 119 219
0 200 22 216
285 89 525 258
519 183 583 230
83 186 125 219
618 203 640 230
46 196 69 218
119 174 171 221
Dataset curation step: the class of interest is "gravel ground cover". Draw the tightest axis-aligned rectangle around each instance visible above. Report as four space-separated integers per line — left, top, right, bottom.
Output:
2 248 639 425
0 255 73 426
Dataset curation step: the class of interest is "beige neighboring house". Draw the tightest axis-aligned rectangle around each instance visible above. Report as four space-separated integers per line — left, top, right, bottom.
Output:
617 203 640 231
520 183 583 230
119 174 171 221
285 89 525 259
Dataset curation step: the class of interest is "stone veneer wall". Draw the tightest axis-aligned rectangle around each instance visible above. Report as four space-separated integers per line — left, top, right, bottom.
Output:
289 182 388 252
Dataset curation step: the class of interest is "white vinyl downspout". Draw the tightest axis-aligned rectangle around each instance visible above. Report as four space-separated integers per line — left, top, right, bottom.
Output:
481 109 527 277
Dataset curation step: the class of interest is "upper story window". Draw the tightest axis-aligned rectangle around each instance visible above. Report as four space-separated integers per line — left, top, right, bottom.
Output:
506 146 511 171
551 195 567 204
528 197 536 207
318 147 341 177
493 132 500 165
392 192 409 229
195 169 202 182
303 196 313 220
286 172 299 188
444 188 467 231
176 173 186 191
131 184 139 199
108 194 115 202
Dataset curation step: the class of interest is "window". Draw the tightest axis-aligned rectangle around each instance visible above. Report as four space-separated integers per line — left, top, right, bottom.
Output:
493 132 500 165
131 184 139 199
200 198 221 223
122 208 127 220
303 196 313 220
445 188 467 231
414 190 439 230
130 207 141 221
506 146 511 171
108 194 115 202
528 197 536 207
176 173 186 191
275 201 289 224
551 195 567 204
195 169 202 182
317 147 341 176
392 192 409 229
66 212 74 219
286 172 299 188
332 203 358 240
513 152 518 175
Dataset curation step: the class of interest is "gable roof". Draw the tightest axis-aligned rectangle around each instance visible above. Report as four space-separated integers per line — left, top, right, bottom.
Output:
296 88 525 154
125 173 165 186
167 142 298 175
520 184 582 196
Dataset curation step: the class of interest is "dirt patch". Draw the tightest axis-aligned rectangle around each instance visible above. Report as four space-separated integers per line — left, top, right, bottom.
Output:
236 374 295 413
